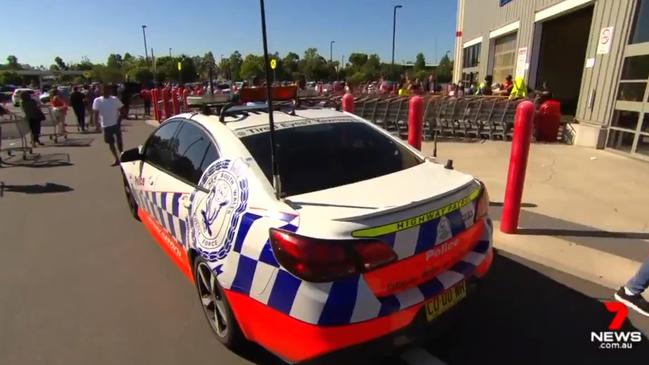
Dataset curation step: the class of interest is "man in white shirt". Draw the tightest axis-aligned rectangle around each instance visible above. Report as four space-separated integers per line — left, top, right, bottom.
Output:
93 84 124 166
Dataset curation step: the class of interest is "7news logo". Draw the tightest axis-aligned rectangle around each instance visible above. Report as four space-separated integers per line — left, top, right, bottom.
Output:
590 301 643 350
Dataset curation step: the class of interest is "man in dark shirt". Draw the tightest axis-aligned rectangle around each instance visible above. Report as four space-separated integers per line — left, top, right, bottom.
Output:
70 86 86 132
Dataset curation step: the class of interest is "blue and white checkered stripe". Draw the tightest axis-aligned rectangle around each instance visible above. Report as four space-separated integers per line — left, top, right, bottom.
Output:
137 190 188 246
220 209 493 326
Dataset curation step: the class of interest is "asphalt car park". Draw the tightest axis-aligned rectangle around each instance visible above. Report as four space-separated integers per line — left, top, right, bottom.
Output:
2 117 649 365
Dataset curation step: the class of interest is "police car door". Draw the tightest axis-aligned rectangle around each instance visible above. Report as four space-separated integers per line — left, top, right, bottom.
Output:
139 119 219 259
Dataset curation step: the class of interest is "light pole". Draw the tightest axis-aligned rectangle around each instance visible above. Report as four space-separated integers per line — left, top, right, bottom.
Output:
169 48 172 57
391 5 403 67
330 40 335 63
141 25 149 64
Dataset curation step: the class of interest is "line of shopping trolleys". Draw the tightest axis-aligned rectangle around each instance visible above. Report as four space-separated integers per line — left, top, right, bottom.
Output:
344 95 524 141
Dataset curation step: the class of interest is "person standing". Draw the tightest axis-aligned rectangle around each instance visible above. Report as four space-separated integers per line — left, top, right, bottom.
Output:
70 86 86 132
50 88 68 141
20 92 45 146
615 258 649 316
93 84 124 166
139 87 151 116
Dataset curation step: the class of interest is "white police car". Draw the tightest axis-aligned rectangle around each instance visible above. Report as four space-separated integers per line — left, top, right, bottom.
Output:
119 89 494 363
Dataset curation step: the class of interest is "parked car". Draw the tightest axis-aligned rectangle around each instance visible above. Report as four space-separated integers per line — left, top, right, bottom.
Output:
12 88 36 106
118 94 494 363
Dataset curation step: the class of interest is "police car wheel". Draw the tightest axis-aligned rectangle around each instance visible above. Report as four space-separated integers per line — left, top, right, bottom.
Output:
121 173 140 221
194 257 244 348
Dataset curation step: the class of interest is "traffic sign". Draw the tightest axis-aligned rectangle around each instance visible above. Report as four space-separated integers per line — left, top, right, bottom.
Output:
597 26 614 55
178 61 182 71
83 71 92 78
270 59 277 70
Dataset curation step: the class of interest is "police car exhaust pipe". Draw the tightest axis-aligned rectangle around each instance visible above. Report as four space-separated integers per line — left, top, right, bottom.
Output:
258 0 282 200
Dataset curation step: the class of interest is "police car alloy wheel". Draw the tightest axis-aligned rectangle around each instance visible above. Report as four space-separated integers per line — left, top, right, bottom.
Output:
121 172 140 221
194 257 244 348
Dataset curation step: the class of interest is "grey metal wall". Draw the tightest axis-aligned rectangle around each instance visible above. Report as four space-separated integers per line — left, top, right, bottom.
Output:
459 0 637 127
575 0 636 126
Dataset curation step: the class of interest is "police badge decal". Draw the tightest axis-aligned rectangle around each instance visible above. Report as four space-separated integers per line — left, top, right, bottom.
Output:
189 158 249 262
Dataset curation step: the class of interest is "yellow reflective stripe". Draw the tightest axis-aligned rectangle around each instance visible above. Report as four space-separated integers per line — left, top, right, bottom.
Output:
351 188 481 238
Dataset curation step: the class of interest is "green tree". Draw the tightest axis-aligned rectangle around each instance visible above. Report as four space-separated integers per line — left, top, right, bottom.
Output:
107 54 123 69
240 54 264 80
414 53 426 71
436 54 453 83
54 56 67 71
199 52 217 80
218 57 231 79
282 52 300 80
132 67 154 85
6 55 20 70
348 53 368 70
228 51 243 80
0 71 22 85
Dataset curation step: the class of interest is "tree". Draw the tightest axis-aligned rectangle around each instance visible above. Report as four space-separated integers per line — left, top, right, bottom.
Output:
282 52 300 80
218 57 231 80
0 71 22 85
6 55 20 70
131 67 154 86
414 53 426 71
54 56 67 71
199 52 217 79
436 54 453 83
348 53 368 70
107 54 123 69
228 51 243 80
240 54 264 80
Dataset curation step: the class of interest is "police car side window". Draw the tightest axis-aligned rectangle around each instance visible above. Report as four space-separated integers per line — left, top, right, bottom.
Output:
144 120 181 171
171 122 219 185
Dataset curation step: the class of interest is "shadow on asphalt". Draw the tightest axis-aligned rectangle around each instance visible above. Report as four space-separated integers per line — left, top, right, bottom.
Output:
0 182 73 196
425 253 649 365
0 153 72 168
44 136 95 147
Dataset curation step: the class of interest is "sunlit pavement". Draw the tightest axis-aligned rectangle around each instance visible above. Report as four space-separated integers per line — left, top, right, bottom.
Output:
1 118 649 365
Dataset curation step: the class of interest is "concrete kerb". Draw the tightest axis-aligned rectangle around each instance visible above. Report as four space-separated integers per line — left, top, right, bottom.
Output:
492 220 649 300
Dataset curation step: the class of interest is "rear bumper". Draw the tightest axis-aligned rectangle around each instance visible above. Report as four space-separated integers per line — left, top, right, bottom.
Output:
224 246 494 363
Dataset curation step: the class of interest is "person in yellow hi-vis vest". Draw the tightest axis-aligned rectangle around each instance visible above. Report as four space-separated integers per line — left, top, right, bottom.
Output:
509 76 528 100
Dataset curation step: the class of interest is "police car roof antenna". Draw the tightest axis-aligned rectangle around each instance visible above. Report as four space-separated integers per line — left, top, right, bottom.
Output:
259 0 282 200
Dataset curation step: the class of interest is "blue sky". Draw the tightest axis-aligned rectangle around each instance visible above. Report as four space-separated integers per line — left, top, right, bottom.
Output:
1 0 457 67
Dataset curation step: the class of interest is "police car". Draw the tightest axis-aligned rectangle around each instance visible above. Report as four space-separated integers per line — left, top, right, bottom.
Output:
119 87 494 363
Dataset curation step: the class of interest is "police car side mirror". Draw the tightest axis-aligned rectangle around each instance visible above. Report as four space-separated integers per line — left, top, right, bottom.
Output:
120 147 142 163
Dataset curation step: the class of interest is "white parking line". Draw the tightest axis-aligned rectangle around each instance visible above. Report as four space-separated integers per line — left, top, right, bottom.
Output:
400 347 448 365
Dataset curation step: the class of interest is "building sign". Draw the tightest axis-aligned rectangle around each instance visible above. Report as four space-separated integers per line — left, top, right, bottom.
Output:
515 47 528 78
500 0 514 6
597 26 614 54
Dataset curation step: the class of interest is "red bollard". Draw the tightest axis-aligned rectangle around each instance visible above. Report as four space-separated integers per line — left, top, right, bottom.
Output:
172 88 180 115
152 88 161 121
501 101 535 234
162 87 171 119
342 93 355 113
407 95 424 150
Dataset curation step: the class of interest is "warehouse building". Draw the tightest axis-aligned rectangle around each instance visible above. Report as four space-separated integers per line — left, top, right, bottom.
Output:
453 0 649 159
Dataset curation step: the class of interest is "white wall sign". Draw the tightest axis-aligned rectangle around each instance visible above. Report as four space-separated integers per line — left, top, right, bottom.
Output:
515 47 528 78
597 26 614 55
585 58 595 68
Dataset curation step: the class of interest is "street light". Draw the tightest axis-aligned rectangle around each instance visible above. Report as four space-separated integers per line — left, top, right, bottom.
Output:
330 40 335 63
141 25 149 64
169 48 172 57
391 5 403 66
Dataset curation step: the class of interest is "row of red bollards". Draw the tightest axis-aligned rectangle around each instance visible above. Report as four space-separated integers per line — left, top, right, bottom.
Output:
341 92 535 235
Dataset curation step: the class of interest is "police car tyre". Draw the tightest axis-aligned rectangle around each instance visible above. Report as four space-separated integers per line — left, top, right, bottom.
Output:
121 173 140 221
193 256 245 348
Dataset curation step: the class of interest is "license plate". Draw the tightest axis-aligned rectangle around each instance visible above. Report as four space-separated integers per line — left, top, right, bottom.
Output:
425 281 467 322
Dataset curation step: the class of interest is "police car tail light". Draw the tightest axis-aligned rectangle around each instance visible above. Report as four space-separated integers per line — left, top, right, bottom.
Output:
476 183 490 222
269 229 397 283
